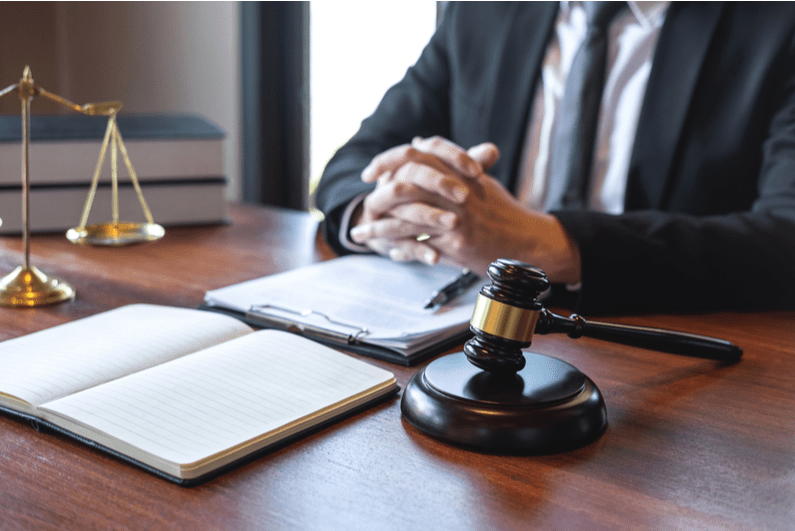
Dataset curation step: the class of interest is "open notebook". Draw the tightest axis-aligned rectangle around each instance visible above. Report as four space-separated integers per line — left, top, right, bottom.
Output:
0 304 397 484
203 255 484 365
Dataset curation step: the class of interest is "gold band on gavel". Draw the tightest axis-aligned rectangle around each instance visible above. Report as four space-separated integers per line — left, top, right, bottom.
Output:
469 294 540 342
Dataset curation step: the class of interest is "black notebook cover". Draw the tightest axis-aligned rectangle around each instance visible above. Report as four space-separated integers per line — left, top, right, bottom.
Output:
0 388 398 487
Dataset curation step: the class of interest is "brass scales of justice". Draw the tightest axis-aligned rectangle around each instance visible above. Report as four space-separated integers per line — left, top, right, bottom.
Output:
0 66 164 307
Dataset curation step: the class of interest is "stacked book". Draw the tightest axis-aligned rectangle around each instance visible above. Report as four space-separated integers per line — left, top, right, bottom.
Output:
0 113 227 234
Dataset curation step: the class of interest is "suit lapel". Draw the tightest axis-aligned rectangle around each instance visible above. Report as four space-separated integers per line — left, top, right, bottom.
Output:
487 2 558 191
626 2 725 210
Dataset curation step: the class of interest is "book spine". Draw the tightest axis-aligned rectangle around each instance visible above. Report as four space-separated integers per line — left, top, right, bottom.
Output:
0 180 228 233
0 138 224 186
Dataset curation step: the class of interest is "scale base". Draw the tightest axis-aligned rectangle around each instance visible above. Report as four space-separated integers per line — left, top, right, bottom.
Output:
401 352 607 453
66 221 165 247
0 265 75 307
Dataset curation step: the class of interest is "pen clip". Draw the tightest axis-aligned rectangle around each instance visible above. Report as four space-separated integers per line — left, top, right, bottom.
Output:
247 304 370 344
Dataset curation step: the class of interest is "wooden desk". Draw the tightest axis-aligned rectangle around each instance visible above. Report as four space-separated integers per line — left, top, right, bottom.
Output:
0 203 793 530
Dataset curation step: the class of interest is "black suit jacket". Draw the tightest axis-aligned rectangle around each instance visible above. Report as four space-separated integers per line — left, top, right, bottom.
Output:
315 2 795 314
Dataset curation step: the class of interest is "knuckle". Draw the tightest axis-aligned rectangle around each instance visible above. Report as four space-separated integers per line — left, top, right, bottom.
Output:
454 151 471 167
427 136 444 148
435 173 457 189
418 208 437 226
408 163 433 182
413 208 439 226
390 180 415 197
404 145 420 159
393 163 416 180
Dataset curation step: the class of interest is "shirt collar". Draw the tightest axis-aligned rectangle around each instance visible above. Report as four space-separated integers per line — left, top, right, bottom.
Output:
561 1 670 29
628 2 670 29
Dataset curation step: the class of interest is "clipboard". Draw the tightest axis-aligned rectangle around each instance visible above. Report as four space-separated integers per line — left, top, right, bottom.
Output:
198 303 474 366
200 256 484 366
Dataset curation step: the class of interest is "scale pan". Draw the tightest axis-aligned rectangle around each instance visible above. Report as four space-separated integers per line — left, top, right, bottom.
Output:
66 222 165 247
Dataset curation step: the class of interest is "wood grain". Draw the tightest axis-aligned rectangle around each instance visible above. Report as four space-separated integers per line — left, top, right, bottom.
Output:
0 203 792 530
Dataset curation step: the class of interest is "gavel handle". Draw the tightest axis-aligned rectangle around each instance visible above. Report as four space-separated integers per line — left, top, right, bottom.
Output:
535 310 742 362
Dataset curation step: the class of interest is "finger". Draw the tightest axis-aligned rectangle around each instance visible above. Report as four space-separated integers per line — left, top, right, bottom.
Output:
390 162 471 204
363 237 394 257
362 180 437 218
411 136 483 178
350 216 446 244
467 142 500 171
362 143 462 183
388 239 440 266
388 202 458 229
363 174 467 220
364 235 439 267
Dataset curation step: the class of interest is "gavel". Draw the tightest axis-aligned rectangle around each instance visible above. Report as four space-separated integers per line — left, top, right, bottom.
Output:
464 258 742 374
401 258 742 453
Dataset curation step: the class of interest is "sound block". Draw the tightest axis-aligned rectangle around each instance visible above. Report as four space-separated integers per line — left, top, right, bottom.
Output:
401 352 607 453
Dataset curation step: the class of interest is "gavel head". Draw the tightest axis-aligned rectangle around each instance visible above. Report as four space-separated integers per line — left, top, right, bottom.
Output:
464 259 549 373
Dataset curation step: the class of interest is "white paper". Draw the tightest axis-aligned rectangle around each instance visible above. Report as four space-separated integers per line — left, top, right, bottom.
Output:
204 256 483 353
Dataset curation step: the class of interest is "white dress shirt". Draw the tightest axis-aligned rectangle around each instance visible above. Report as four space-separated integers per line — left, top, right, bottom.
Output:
516 1 669 214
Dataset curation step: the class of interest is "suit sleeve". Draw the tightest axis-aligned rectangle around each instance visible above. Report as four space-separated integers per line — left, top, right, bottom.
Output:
554 70 795 314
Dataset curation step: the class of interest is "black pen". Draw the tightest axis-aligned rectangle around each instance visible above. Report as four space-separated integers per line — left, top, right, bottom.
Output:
424 269 480 309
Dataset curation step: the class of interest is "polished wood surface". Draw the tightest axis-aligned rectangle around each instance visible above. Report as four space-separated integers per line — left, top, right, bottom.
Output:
0 203 793 530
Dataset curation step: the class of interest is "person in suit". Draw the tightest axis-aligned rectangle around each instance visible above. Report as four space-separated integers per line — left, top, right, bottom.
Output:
314 2 795 314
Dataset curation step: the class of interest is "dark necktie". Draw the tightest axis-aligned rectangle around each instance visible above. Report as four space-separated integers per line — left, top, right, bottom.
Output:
545 1 626 211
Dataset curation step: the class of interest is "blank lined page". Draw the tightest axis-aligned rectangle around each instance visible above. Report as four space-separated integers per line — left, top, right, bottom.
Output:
40 330 395 471
0 305 253 408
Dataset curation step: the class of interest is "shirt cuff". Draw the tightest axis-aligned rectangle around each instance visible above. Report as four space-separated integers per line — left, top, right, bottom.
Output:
338 192 371 254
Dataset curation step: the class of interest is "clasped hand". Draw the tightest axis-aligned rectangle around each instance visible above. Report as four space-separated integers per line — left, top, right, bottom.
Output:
349 136 581 284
